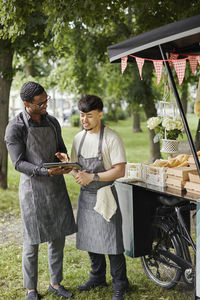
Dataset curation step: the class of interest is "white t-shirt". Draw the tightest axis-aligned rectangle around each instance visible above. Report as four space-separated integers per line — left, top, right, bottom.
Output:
70 126 126 170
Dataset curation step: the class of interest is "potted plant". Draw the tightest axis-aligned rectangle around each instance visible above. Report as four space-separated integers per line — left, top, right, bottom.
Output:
147 116 184 153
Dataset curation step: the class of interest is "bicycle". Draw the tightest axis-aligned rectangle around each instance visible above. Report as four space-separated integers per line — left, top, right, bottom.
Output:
140 195 196 290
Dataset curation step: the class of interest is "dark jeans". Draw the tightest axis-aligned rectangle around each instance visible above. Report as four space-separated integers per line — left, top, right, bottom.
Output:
88 252 129 291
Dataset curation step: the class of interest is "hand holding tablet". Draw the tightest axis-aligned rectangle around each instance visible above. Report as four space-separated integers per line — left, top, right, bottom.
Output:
43 162 82 170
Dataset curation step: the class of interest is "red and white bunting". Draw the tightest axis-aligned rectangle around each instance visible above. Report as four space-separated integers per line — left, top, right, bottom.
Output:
121 53 200 84
169 53 179 66
173 59 186 85
188 56 198 74
121 56 128 74
135 57 144 80
153 61 163 85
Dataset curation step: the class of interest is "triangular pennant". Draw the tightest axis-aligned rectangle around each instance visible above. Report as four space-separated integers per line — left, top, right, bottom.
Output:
135 57 144 80
188 56 198 74
169 53 179 66
153 61 163 85
173 59 186 85
121 56 128 74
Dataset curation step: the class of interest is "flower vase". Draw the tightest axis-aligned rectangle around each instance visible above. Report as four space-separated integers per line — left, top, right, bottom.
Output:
161 139 179 154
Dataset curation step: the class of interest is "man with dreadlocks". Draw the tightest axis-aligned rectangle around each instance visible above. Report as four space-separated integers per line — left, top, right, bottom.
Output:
5 82 76 300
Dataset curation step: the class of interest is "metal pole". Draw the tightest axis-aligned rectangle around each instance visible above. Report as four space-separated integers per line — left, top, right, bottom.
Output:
159 44 200 177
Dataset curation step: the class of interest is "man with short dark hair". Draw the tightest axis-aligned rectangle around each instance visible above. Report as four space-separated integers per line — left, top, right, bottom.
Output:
5 81 76 300
58 94 129 300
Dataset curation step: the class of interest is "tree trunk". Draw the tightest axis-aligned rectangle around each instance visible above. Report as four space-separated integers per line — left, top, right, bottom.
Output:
25 59 35 77
133 110 142 132
0 40 13 189
143 99 161 163
181 81 188 114
194 78 200 150
194 119 200 151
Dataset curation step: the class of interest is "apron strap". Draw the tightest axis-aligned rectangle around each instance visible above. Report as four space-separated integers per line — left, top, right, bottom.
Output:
78 124 105 158
46 116 59 150
22 111 29 129
98 124 104 157
78 130 87 157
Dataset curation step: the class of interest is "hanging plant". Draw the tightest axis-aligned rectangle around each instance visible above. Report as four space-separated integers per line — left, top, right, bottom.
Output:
147 116 184 143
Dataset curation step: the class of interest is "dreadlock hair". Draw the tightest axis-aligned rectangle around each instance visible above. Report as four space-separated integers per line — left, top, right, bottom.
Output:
20 81 45 103
78 94 103 113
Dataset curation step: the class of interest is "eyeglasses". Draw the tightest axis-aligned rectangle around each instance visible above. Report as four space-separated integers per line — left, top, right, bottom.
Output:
32 95 51 108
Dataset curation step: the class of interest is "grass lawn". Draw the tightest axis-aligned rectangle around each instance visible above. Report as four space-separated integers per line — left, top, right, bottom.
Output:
0 114 197 299
0 241 194 300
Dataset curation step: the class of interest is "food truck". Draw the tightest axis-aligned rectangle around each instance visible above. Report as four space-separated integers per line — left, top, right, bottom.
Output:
107 14 200 299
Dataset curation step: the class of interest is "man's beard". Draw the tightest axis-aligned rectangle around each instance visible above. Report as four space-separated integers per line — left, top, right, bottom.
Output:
86 127 93 131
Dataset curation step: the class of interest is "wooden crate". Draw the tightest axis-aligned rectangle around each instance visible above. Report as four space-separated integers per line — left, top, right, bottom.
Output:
185 181 200 194
166 166 197 181
188 170 200 184
166 176 186 190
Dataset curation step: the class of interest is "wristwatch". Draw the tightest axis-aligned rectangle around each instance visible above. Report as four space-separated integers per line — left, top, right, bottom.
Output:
93 173 99 181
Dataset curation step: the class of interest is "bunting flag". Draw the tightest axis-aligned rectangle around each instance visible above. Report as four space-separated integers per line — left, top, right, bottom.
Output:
121 56 128 74
169 53 179 66
188 56 198 74
135 57 144 80
153 61 163 85
128 52 200 85
173 59 186 85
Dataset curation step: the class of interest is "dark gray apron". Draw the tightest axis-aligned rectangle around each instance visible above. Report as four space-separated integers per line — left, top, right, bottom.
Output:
19 111 76 245
76 125 124 254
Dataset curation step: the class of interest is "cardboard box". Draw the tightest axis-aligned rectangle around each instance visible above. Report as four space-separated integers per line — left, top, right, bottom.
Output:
126 163 142 179
143 164 166 187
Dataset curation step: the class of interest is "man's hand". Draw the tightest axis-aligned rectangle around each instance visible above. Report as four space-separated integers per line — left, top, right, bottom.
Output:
55 152 69 162
48 166 73 176
75 170 93 186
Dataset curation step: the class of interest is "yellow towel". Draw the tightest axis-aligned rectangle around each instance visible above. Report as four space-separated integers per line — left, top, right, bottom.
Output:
94 185 117 222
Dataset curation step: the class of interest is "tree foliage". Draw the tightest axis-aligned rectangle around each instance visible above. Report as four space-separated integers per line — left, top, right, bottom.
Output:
0 0 200 187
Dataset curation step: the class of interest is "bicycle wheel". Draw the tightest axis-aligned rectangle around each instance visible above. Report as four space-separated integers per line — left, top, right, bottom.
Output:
141 221 182 289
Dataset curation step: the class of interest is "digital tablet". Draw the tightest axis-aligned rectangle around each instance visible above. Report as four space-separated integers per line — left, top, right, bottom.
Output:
43 162 82 170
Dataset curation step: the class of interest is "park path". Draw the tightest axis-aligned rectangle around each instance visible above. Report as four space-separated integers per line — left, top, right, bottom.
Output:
0 210 77 246
0 212 23 245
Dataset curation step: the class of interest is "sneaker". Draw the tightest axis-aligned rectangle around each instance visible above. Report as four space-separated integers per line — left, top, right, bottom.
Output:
112 289 126 300
48 285 73 299
25 290 39 300
78 279 107 291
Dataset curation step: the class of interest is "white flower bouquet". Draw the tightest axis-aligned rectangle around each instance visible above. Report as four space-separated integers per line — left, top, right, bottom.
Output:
147 116 184 143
